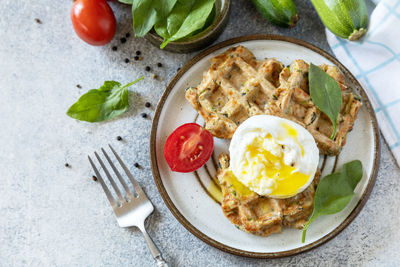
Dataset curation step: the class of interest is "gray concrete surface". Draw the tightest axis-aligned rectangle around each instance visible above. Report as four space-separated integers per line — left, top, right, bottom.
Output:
1 0 399 266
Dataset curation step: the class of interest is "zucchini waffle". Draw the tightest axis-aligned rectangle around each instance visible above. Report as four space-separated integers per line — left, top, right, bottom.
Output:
217 153 320 236
185 46 362 155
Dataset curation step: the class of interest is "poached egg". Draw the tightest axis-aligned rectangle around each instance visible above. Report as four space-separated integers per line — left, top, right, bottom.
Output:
229 115 319 198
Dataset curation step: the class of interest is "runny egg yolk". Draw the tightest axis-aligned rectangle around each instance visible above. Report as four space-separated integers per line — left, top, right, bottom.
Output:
238 135 310 198
281 122 304 156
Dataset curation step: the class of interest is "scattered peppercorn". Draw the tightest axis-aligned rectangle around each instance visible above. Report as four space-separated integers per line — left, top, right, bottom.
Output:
134 163 140 168
134 56 139 61
34 18 42 24
157 62 162 67
136 50 141 56
124 58 130 63
92 175 98 181
153 74 158 79
65 163 70 168
145 102 151 108
120 37 126 44
76 84 82 89
145 66 151 72
177 67 181 71
141 113 148 118
125 33 130 38
112 46 117 51
117 136 122 141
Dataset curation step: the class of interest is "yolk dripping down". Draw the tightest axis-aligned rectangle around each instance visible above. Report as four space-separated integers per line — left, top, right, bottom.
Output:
237 135 310 198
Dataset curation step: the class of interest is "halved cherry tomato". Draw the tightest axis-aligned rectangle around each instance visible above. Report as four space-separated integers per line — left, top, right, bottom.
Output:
71 0 116 46
164 123 214 173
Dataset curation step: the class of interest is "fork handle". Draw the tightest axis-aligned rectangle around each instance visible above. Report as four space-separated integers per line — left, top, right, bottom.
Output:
138 224 169 267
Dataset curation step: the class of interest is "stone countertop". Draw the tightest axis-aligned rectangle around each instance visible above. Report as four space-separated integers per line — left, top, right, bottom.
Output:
1 0 399 266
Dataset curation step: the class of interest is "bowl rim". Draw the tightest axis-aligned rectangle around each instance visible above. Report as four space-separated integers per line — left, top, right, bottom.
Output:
146 0 231 46
150 34 380 258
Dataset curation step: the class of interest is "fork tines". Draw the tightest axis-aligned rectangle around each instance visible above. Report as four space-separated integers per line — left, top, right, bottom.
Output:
88 145 144 207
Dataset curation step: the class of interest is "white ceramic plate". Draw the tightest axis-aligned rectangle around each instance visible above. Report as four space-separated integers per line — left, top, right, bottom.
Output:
150 35 380 258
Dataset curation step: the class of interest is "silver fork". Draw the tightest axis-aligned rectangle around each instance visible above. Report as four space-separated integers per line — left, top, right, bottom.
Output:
88 145 168 267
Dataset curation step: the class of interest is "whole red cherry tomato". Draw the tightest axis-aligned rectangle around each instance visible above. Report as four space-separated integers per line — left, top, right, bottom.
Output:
71 0 116 46
164 123 214 173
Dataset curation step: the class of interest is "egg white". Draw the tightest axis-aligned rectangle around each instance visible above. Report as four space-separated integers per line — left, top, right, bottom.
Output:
229 115 319 198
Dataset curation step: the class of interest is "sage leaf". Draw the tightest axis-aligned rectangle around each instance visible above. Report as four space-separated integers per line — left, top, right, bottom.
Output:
160 0 216 48
131 0 177 37
309 63 342 139
66 77 143 123
302 160 363 243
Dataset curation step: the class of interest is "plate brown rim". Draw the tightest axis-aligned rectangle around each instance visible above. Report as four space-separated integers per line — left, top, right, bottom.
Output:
150 34 380 259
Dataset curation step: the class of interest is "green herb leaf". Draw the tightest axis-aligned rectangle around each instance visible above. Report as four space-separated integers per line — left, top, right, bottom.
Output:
154 0 194 40
160 0 216 48
309 63 342 139
66 77 143 122
131 0 177 37
302 160 363 243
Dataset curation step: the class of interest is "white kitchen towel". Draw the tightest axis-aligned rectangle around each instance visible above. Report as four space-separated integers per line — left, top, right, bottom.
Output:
326 0 400 165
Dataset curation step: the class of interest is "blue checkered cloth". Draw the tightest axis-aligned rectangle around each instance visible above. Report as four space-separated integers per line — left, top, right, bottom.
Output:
326 0 400 164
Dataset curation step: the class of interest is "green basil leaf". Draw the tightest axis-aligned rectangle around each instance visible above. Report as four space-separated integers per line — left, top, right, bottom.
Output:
309 63 342 139
132 0 177 37
66 77 143 123
154 0 195 40
160 0 216 48
302 160 363 243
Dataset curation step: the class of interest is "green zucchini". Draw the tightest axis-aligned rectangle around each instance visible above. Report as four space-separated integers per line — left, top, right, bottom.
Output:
310 0 368 41
251 0 299 28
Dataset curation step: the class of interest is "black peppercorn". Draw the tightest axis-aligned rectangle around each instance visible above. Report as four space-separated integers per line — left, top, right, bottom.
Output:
134 56 139 61
120 37 126 44
141 113 147 118
76 84 82 89
145 102 151 108
125 33 130 38
145 66 151 72
157 62 162 67
92 175 98 181
65 163 70 167
134 163 140 168
117 136 122 141
112 46 117 51
124 58 130 63
136 50 141 56
34 18 42 24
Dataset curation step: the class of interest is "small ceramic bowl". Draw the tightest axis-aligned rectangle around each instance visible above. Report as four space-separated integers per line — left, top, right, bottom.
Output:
145 0 231 53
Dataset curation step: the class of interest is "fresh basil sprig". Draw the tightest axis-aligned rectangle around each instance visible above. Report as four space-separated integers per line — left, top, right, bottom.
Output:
66 77 143 122
302 160 363 243
309 63 342 139
121 0 216 48
128 0 177 37
157 0 216 48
